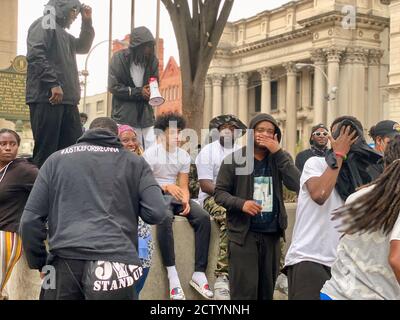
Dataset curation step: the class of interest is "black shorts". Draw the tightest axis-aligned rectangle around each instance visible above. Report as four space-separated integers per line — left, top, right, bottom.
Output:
287 261 331 300
40 256 142 300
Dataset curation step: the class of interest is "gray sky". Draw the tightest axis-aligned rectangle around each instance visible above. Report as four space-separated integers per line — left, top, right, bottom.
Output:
17 0 288 96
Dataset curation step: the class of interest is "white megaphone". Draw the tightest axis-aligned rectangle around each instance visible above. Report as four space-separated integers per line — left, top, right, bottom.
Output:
148 77 165 107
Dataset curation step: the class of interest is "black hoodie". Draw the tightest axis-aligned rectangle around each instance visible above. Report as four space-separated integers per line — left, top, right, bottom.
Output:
214 114 300 245
26 0 95 105
20 129 166 270
109 27 159 128
325 119 383 201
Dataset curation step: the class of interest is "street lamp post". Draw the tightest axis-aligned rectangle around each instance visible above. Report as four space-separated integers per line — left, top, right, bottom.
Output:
81 39 124 113
295 62 338 125
295 63 338 101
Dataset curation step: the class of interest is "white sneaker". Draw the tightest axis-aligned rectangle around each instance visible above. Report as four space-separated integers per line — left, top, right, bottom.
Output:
214 275 230 300
169 286 186 300
189 280 213 300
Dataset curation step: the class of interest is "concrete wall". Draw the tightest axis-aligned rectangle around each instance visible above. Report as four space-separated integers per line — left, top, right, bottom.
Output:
5 203 297 300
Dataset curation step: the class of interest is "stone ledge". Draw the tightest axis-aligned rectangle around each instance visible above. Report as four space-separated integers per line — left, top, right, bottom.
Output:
5 204 297 300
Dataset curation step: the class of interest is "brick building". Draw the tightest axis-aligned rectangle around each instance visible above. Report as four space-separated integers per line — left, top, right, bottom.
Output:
158 56 182 115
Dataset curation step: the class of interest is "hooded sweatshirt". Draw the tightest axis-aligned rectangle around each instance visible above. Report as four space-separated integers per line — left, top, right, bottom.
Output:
20 129 166 270
214 114 300 245
109 27 159 128
325 119 383 201
26 0 95 105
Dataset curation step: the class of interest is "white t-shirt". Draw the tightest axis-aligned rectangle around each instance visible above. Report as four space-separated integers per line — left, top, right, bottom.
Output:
195 140 240 206
321 185 400 300
143 143 191 186
285 156 344 268
130 62 145 88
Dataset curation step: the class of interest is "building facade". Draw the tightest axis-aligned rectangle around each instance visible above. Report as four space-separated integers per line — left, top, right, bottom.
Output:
206 0 391 156
0 0 34 155
385 0 400 121
158 56 182 115
0 0 18 69
80 92 108 128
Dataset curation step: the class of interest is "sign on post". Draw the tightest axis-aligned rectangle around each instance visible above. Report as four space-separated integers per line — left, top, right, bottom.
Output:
0 55 29 121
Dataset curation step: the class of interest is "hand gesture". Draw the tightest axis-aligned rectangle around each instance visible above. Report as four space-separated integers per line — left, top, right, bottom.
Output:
242 200 262 216
49 86 63 105
81 4 92 21
180 200 190 216
329 126 358 156
142 85 150 100
256 134 281 154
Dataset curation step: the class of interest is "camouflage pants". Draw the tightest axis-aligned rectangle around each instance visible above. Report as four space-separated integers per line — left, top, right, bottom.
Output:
203 196 228 277
280 238 285 271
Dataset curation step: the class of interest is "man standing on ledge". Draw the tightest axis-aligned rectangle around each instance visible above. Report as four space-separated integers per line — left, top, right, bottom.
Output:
26 0 95 168
109 26 159 150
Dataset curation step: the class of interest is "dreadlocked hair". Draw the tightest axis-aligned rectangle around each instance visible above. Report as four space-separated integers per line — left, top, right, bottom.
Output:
130 42 154 66
333 135 400 236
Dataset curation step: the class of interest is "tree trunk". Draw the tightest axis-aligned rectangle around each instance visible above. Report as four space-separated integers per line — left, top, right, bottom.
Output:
161 0 234 134
182 83 205 135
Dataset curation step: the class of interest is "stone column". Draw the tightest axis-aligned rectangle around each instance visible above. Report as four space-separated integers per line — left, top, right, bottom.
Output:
343 48 369 124
238 72 249 125
311 49 327 125
203 76 213 127
325 47 343 127
224 74 238 115
367 49 384 130
259 67 272 114
211 74 224 117
284 62 297 157
0 0 18 68
387 0 400 122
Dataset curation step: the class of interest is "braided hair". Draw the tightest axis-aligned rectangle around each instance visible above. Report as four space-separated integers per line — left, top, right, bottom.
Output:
333 135 400 235
130 42 154 66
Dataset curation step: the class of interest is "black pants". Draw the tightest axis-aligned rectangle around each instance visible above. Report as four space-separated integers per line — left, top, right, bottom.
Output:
287 261 331 300
229 231 280 300
29 103 83 168
40 257 140 300
157 199 211 272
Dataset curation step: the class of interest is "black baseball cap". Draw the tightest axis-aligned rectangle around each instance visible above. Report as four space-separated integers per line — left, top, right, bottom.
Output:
371 120 400 139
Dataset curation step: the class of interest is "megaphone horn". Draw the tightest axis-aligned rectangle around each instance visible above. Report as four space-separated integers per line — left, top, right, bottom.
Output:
148 77 165 107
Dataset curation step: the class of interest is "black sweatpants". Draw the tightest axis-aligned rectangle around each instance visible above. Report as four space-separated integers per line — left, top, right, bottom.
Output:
29 103 83 168
287 261 331 300
40 257 140 300
157 198 211 272
229 231 280 300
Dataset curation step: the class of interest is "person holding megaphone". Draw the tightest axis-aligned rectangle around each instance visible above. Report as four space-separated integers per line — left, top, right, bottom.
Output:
109 26 163 150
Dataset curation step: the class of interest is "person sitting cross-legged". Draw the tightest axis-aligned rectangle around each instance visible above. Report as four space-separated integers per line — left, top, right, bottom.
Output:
143 112 213 300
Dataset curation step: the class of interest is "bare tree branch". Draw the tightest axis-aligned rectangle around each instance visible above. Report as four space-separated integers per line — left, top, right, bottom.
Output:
193 0 233 87
162 0 192 82
204 0 222 36
162 0 235 132
210 0 234 46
